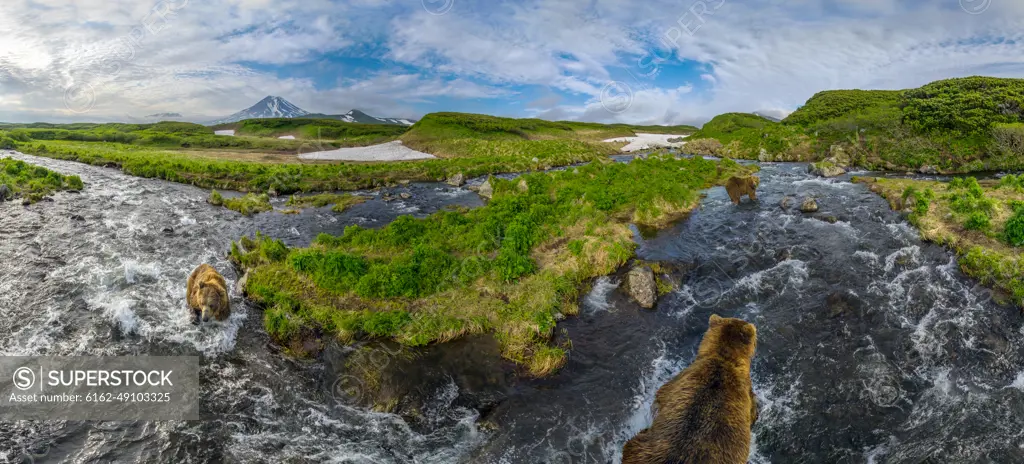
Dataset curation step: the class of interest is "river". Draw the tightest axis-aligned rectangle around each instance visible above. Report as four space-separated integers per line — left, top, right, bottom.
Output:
2 151 1023 463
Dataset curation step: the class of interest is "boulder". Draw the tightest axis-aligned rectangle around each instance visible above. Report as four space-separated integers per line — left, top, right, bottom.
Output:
446 173 465 187
0 184 10 201
516 179 529 192
235 272 249 296
477 179 494 199
399 192 412 200
780 196 794 211
800 197 819 213
918 165 940 175
624 265 658 309
808 161 846 177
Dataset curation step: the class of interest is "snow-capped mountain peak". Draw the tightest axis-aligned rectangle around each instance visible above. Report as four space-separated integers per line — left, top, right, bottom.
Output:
208 97 415 126
209 96 309 124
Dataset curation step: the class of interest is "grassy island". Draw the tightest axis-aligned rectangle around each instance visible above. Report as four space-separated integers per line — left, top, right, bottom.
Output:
0 157 84 203
856 175 1024 307
230 156 755 376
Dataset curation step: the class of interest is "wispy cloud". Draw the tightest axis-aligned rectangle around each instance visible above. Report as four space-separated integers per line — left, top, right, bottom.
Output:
0 0 1021 124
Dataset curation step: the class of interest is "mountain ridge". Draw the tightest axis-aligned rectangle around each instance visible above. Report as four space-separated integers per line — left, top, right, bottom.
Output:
209 96 415 126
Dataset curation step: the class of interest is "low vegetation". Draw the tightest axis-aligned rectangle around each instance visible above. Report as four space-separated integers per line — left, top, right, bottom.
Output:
286 193 368 212
686 113 813 161
856 175 1024 307
231 156 755 375
400 112 692 159
216 118 408 146
4 112 697 195
209 190 272 216
0 157 84 203
685 77 1024 172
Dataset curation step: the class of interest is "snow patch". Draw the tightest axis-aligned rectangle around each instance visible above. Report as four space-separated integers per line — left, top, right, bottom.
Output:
603 133 689 152
298 140 437 162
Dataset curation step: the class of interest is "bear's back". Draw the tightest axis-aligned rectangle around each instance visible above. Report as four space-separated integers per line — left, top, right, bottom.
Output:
623 357 753 464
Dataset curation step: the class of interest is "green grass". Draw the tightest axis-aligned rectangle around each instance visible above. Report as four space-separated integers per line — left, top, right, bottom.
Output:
0 157 84 203
685 76 1024 172
4 112 701 195
212 191 272 216
231 155 756 376
857 176 1024 306
399 112 694 159
220 118 408 146
13 139 607 194
687 113 812 161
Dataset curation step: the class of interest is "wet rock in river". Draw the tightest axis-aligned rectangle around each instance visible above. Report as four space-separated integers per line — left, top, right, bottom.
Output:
446 172 465 187
780 196 794 211
800 197 819 213
399 192 412 200
826 291 863 318
0 184 10 201
808 161 846 178
477 178 494 199
624 264 658 309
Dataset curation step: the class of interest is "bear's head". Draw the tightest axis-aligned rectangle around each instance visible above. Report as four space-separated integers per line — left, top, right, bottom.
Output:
748 176 761 190
698 314 757 360
197 281 228 322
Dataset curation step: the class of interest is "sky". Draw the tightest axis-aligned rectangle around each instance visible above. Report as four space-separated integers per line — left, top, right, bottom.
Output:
0 0 1023 125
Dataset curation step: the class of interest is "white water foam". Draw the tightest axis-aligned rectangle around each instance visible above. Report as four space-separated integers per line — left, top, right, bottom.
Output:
584 276 619 313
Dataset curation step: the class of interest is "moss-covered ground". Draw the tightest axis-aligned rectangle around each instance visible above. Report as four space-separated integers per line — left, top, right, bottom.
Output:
0 157 84 203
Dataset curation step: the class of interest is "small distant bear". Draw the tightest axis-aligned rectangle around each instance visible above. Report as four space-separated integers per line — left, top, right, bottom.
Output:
187 264 230 323
622 314 758 464
725 176 760 205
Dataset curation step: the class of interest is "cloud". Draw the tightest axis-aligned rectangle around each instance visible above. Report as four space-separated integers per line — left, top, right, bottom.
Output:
0 0 1022 124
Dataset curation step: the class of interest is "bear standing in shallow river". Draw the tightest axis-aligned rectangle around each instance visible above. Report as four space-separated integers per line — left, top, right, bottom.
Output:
621 315 758 464
187 264 231 323
725 176 759 205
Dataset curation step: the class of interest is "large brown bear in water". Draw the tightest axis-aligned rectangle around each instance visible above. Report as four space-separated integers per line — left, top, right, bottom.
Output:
622 315 758 464
187 264 230 323
725 176 759 205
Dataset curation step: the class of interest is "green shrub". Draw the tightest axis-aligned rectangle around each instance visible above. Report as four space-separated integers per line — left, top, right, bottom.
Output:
261 238 289 262
208 190 224 206
1005 211 1024 247
964 211 991 231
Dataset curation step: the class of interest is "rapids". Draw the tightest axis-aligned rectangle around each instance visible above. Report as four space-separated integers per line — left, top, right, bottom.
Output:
2 151 1023 463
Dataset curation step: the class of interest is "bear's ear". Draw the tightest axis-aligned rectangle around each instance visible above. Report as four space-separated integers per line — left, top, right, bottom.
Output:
709 314 724 326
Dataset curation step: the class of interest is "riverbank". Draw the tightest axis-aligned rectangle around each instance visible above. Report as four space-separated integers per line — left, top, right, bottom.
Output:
0 156 83 203
855 175 1024 307
230 156 757 379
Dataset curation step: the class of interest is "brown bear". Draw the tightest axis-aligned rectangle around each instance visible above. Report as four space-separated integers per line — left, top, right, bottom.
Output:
622 314 758 464
724 176 760 205
187 264 230 323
